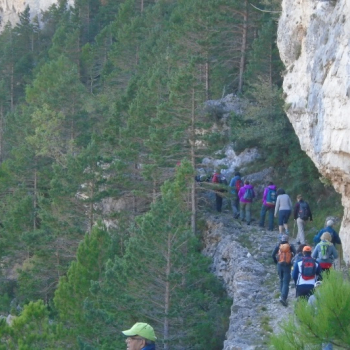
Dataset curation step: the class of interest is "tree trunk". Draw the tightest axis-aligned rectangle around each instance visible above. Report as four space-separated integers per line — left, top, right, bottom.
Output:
238 0 248 93
190 88 196 234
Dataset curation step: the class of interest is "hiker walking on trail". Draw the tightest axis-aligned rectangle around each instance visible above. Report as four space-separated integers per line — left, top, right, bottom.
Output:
229 172 243 219
259 182 277 231
313 220 341 246
238 180 255 225
274 188 293 237
312 232 338 276
272 234 296 307
292 246 321 299
293 194 312 244
211 169 228 213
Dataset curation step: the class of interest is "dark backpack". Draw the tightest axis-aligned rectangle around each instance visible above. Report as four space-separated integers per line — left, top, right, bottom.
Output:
219 176 228 186
298 202 310 220
235 179 243 192
265 188 277 207
243 188 253 200
301 256 316 280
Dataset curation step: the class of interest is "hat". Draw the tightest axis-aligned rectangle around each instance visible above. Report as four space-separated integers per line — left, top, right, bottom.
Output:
327 220 334 227
303 246 312 252
122 323 157 342
314 281 322 288
281 234 289 242
321 232 332 242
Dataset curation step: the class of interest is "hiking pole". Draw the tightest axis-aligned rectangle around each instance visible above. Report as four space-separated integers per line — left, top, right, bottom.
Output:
292 220 296 239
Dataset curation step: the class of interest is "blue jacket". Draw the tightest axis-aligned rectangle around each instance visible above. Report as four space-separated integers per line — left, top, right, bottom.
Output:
229 175 242 194
311 240 338 264
142 344 156 350
313 226 341 245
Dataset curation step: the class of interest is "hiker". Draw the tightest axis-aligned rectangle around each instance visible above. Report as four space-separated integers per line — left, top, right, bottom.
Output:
293 194 313 244
292 246 321 299
312 232 338 276
308 282 334 350
122 322 157 350
211 169 228 212
291 244 307 265
313 220 341 246
272 234 296 306
259 182 277 231
229 171 243 219
274 188 293 237
238 180 255 225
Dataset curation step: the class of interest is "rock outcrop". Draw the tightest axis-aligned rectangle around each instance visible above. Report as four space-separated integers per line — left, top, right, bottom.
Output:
277 0 350 263
0 0 73 28
202 212 297 349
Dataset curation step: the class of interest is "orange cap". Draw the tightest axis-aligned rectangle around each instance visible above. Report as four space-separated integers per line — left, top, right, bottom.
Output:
303 246 312 252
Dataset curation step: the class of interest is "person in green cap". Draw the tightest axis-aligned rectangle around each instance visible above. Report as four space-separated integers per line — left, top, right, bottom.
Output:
122 322 157 350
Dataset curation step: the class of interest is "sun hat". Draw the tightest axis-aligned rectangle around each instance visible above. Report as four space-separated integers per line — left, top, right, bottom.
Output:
122 322 157 342
303 246 312 252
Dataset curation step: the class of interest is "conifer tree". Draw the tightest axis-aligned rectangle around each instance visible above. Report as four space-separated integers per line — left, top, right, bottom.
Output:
270 270 350 349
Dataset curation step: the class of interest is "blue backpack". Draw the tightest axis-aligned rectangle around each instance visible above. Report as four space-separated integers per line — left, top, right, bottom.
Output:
243 188 253 201
265 188 276 206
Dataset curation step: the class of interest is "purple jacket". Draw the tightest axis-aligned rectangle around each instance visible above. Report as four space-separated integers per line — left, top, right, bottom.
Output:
262 185 277 206
238 184 255 203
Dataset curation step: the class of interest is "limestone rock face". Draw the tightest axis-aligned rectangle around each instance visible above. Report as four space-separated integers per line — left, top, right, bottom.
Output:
277 0 350 263
0 0 74 28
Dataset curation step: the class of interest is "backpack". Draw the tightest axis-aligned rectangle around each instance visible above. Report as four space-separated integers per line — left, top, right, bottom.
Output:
298 202 310 220
319 241 331 260
278 243 292 264
220 176 228 186
235 179 243 192
243 188 253 200
265 188 277 207
301 256 317 280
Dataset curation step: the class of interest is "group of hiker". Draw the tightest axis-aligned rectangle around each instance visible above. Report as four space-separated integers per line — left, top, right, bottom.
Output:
211 170 342 312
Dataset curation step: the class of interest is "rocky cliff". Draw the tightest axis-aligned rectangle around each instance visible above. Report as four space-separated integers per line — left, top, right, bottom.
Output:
277 0 350 263
0 0 73 27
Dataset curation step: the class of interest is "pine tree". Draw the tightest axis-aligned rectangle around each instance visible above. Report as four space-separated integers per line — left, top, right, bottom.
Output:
270 270 350 349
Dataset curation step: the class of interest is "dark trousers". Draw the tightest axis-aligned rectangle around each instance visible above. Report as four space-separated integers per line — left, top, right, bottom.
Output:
215 193 223 212
277 263 291 300
296 284 314 299
259 205 274 230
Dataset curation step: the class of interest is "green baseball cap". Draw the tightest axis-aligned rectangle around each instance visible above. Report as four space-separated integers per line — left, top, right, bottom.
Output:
122 322 157 342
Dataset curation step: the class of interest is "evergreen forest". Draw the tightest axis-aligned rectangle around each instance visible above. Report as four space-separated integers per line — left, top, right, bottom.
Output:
0 0 343 348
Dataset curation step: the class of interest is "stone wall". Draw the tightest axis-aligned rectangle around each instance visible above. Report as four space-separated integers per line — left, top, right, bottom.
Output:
277 0 350 263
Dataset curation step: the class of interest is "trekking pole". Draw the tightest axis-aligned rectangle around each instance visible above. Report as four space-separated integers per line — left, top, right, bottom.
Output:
292 220 296 239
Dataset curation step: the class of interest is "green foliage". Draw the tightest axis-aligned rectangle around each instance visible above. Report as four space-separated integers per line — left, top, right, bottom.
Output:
0 300 60 349
270 270 350 349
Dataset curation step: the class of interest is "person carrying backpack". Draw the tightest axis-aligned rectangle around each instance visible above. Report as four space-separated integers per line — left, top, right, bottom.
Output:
259 182 277 231
312 232 338 276
271 234 296 306
229 171 242 219
313 219 341 246
293 194 313 244
238 180 255 225
292 246 321 299
211 169 228 212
